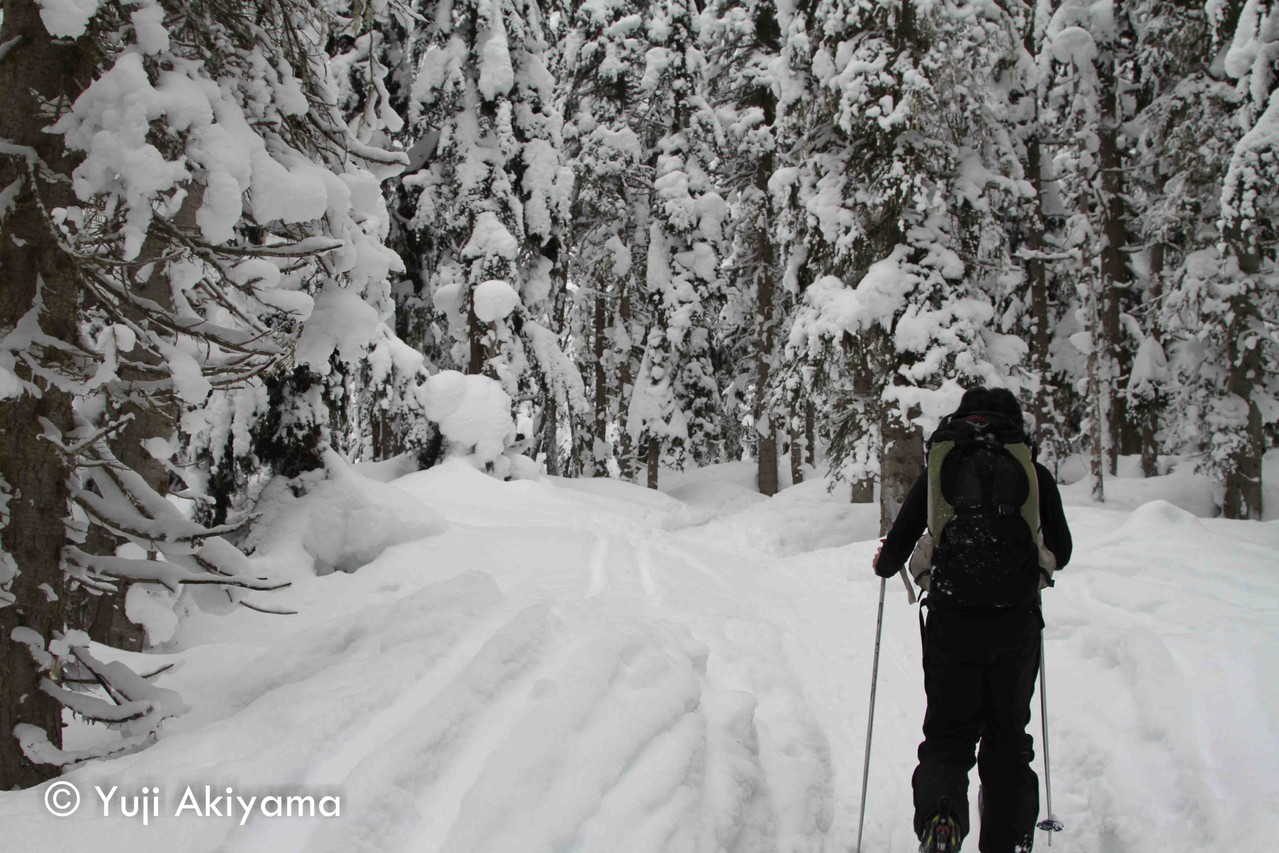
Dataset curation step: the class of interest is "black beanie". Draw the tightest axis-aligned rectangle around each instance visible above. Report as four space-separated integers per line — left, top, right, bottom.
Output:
956 386 1024 424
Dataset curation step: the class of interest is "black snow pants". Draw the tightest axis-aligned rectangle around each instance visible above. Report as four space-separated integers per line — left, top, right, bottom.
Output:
912 605 1042 853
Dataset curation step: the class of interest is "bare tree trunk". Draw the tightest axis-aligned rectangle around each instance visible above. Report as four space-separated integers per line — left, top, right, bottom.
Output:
746 3 781 497
790 423 804 486
1026 132 1052 443
617 283 635 482
0 0 90 787
646 436 660 490
592 281 609 477
805 401 816 467
541 394 560 476
1097 6 1138 472
1222 241 1265 519
540 282 569 477
467 294 486 376
1140 240 1165 479
850 361 875 502
1086 294 1107 503
752 234 778 496
1023 0 1053 439
850 479 874 503
1222 333 1264 519
879 403 923 536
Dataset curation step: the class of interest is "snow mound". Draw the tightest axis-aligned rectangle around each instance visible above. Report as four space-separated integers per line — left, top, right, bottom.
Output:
1060 458 1218 518
246 450 448 577
1121 498 1202 532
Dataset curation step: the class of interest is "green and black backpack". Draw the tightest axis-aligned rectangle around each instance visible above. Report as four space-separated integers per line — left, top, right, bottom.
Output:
925 410 1048 608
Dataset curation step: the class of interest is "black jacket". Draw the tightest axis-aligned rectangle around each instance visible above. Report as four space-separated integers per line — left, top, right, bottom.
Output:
878 461 1073 585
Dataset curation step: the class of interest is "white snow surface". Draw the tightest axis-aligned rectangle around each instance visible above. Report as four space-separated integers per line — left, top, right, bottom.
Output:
4 458 1278 852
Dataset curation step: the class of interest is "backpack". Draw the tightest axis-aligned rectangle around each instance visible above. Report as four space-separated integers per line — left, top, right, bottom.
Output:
924 411 1047 608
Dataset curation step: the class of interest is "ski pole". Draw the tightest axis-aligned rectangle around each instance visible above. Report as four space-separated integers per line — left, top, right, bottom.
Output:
856 575 887 853
1036 633 1064 844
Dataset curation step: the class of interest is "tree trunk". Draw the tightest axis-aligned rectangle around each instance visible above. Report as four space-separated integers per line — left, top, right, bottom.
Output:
646 436 659 490
1097 6 1138 472
541 393 560 476
879 403 923 536
752 220 778 497
0 0 92 787
850 479 874 504
805 401 816 467
1222 242 1265 519
467 296 485 376
1025 132 1052 443
592 279 609 477
790 423 804 486
1085 292 1106 503
1139 240 1165 479
617 279 635 482
1222 334 1264 520
749 2 781 498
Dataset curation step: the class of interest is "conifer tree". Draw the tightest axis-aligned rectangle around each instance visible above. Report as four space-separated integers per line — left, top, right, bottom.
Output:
628 0 728 487
404 0 576 415
0 0 404 784
559 0 653 477
706 0 786 494
786 0 1029 526
1201 0 1278 518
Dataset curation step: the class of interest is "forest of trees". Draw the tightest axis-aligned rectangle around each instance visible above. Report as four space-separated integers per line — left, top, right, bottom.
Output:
1 0 1275 787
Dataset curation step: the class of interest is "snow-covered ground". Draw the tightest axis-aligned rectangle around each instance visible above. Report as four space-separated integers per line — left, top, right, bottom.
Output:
4 455 1279 852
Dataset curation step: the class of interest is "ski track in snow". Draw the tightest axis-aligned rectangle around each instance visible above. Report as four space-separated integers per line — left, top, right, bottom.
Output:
3 459 1278 853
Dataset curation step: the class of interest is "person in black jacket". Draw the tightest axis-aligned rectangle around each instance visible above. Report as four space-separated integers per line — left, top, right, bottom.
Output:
873 387 1072 853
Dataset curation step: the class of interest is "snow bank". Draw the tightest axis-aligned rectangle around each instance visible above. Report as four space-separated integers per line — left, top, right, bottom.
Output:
1059 455 1225 518
245 450 447 578
3 459 1276 853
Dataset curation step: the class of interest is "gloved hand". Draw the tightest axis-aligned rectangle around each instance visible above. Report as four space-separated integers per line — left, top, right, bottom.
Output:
872 539 901 579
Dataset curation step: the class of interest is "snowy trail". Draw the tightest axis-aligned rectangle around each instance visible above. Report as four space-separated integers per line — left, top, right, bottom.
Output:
4 459 1278 853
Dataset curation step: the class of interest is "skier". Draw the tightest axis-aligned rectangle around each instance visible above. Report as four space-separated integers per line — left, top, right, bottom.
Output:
873 387 1072 853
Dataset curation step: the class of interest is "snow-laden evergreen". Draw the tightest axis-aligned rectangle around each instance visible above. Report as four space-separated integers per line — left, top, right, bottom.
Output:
403 0 574 399
559 0 653 477
1 0 410 770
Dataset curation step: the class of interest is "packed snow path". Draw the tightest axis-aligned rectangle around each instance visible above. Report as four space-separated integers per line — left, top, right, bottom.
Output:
5 457 1279 852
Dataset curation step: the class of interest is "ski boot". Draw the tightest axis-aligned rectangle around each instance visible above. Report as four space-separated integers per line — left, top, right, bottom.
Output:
919 798 963 853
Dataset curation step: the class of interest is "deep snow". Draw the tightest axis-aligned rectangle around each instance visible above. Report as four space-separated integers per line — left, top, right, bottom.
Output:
3 455 1278 852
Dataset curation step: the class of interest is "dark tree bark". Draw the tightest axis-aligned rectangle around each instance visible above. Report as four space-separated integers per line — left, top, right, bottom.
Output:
804 401 816 467
752 219 778 496
746 0 781 498
879 403 923 536
0 0 94 788
592 280 610 477
617 280 635 482
1025 131 1052 442
789 424 804 486
1097 3 1140 472
1139 240 1165 480
646 436 659 490
1222 239 1265 519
